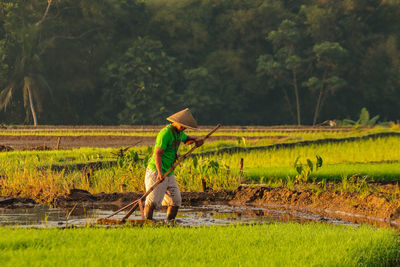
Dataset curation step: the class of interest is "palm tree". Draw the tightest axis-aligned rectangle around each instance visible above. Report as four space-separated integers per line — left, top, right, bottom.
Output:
0 50 50 126
0 0 53 126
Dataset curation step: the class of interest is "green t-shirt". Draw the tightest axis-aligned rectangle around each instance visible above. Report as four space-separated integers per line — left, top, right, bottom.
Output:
148 124 188 175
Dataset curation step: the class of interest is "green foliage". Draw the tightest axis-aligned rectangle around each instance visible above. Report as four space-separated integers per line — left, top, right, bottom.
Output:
307 41 347 125
313 42 346 65
180 67 220 122
176 156 238 191
102 37 181 124
293 155 323 183
342 107 380 126
116 150 139 168
236 136 246 145
116 147 153 170
0 0 399 125
0 0 54 125
258 18 305 125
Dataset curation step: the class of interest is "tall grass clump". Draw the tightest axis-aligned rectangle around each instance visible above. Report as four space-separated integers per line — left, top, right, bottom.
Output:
0 169 72 202
175 157 240 191
0 166 147 202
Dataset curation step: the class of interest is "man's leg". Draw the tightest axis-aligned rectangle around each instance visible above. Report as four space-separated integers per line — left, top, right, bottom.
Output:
144 203 155 220
162 174 182 222
144 168 167 220
166 206 179 221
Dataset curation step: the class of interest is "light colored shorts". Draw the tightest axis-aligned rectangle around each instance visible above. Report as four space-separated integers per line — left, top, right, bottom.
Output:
144 168 182 209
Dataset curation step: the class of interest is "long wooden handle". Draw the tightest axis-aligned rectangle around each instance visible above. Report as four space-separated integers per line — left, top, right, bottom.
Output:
106 124 221 219
105 199 138 219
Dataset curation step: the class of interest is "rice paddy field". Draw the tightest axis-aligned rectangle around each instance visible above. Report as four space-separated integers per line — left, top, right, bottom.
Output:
1 125 400 199
2 125 400 266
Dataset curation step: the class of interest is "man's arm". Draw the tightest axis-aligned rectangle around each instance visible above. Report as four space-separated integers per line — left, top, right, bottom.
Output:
154 147 164 181
184 136 204 147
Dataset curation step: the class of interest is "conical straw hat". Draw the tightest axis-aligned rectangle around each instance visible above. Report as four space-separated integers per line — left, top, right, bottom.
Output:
167 108 198 129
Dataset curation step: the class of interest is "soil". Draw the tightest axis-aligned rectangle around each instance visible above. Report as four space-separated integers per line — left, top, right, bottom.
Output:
0 135 284 150
3 186 400 227
0 145 13 152
0 125 359 150
229 186 400 227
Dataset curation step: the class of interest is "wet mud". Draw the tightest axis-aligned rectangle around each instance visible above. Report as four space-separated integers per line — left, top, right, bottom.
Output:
0 203 355 228
0 196 36 208
2 186 400 228
52 189 233 209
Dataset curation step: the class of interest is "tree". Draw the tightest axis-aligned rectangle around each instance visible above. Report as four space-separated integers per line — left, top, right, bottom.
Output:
101 37 182 124
0 0 54 125
180 67 220 123
257 19 305 125
304 42 347 125
0 0 147 125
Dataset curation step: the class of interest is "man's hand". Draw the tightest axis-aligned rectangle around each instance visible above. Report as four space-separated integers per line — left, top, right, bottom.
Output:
157 172 164 181
154 147 164 181
185 137 204 147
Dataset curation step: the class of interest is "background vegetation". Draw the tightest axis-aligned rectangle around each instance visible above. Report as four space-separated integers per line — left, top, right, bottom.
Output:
1 0 400 126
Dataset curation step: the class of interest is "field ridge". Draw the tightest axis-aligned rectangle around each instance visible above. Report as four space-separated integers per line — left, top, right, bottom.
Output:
194 131 400 156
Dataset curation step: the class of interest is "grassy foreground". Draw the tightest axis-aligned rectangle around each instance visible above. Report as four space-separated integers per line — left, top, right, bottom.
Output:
0 223 399 266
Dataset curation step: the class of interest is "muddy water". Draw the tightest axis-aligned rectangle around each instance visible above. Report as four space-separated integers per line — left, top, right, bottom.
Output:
0 204 356 228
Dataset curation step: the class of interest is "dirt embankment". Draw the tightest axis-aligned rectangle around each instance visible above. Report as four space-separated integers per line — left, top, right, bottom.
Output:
3 186 400 227
0 196 36 208
230 186 400 226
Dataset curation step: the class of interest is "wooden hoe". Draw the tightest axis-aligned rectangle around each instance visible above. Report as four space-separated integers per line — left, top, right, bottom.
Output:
97 124 221 225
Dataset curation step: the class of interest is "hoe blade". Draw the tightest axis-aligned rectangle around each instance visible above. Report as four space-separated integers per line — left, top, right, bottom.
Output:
96 218 154 226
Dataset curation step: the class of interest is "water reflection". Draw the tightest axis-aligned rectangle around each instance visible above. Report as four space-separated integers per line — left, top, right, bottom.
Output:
0 204 358 228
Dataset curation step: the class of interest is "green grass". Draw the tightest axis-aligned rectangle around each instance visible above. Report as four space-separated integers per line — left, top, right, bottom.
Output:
245 162 400 182
2 135 400 169
219 136 400 170
0 139 275 169
0 148 116 168
0 223 398 266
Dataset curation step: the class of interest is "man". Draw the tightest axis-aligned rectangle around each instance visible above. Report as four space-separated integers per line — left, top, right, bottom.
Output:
144 108 204 221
